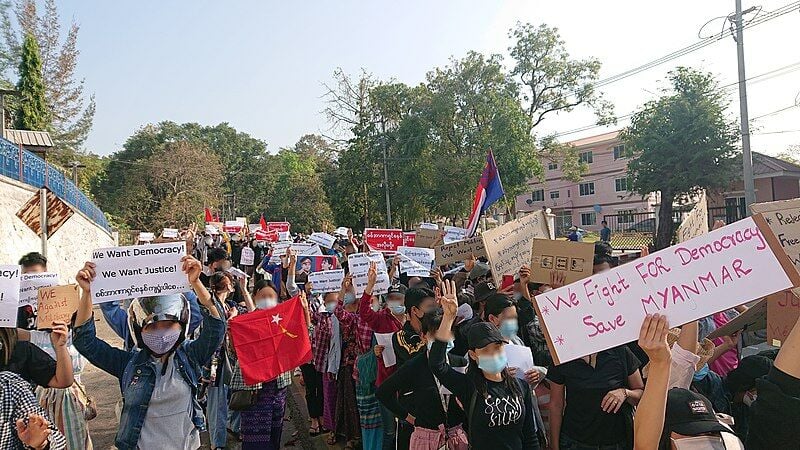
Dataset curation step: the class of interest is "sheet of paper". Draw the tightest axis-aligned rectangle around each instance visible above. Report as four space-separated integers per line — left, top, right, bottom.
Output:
19 272 59 308
505 344 535 379
240 247 255 266
375 332 396 367
308 270 345 294
309 232 337 249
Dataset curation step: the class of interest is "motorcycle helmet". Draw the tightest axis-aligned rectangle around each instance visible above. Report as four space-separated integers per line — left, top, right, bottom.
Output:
127 293 190 354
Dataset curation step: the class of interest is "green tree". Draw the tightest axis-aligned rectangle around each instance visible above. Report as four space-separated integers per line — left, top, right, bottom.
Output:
267 147 333 232
14 33 48 130
621 67 739 250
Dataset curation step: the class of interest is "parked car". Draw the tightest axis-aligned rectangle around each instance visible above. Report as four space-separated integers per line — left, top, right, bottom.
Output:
625 218 656 233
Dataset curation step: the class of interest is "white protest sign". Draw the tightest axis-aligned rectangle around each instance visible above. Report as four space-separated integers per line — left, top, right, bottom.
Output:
90 242 191 304
375 332 397 367
278 231 292 242
419 222 439 230
309 232 336 249
161 228 179 239
205 225 219 235
348 252 390 296
398 246 435 276
19 272 59 308
334 227 350 237
0 265 20 327
482 210 550 284
240 247 255 266
443 226 468 244
269 242 322 264
227 267 249 279
676 191 709 243
308 270 345 294
533 217 799 364
138 232 155 242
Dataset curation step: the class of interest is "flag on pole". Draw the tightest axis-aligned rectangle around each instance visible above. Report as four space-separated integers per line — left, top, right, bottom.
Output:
204 207 213 223
228 296 312 385
259 214 268 230
466 150 505 237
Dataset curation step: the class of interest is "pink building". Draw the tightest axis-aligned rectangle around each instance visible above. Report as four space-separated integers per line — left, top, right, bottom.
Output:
515 131 657 236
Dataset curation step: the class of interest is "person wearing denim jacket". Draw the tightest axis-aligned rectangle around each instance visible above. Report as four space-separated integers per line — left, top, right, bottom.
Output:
72 255 225 450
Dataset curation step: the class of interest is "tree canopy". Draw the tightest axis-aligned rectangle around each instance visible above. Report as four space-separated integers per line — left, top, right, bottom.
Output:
14 33 47 131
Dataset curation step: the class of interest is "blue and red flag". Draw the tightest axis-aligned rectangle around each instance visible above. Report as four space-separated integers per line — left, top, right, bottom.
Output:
466 150 505 237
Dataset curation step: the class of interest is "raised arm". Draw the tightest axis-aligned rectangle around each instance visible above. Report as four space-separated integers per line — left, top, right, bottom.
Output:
181 255 220 319
46 322 74 388
633 314 671 450
357 263 380 325
428 279 470 401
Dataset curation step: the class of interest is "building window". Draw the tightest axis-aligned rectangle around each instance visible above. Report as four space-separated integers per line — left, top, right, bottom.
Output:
550 191 560 199
531 189 544 202
615 177 629 192
581 212 597 226
579 151 593 164
548 162 558 170
579 182 595 196
613 145 626 160
617 209 635 223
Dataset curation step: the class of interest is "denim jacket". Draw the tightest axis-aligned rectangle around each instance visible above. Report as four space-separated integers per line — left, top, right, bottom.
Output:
73 306 225 450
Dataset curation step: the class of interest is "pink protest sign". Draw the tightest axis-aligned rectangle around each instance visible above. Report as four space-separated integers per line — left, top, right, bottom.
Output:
364 228 404 253
534 216 800 365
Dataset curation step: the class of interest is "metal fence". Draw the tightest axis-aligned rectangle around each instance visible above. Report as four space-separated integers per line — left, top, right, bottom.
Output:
0 138 111 232
708 206 746 226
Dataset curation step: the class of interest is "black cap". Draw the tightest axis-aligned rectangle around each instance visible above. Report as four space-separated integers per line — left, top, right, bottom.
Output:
207 248 229 264
726 355 773 393
665 388 730 437
466 322 505 349
473 281 497 304
387 284 407 297
468 261 491 280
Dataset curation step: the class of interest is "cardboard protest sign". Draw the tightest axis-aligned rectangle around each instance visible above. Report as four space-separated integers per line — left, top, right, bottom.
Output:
706 298 768 340
90 242 191 304
403 232 416 247
751 199 800 295
308 270 345 294
36 284 80 330
397 246 435 277
435 235 488 266
269 242 322 264
443 226 468 244
364 228 404 252
766 290 800 346
414 228 444 249
138 232 155 242
534 217 798 364
676 191 709 243
348 252 390 296
267 222 291 233
530 239 594 285
19 272 59 308
240 247 255 266
162 228 179 239
309 232 336 249
0 266 20 327
483 210 550 285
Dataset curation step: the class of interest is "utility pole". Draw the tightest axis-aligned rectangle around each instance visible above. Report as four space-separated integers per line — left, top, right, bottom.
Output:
381 134 392 227
69 161 85 186
734 0 756 215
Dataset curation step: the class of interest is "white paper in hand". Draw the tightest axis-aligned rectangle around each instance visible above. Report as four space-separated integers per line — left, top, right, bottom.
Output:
375 332 396 367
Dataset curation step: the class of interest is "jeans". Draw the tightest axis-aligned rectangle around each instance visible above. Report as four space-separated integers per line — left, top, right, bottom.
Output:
381 404 397 450
228 408 241 434
560 433 627 450
207 384 229 448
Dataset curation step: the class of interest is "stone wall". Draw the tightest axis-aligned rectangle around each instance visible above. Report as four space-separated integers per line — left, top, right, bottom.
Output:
1 175 116 283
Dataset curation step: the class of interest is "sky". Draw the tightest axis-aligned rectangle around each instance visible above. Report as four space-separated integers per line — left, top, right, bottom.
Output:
55 0 800 157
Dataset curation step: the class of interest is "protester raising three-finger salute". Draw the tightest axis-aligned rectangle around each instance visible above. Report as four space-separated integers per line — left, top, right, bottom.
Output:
72 255 224 450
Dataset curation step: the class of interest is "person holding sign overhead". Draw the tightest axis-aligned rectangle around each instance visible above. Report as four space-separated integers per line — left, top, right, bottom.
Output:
71 255 224 450
429 279 539 450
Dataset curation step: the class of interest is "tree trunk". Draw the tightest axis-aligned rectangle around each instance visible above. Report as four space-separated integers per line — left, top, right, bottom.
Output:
655 191 675 251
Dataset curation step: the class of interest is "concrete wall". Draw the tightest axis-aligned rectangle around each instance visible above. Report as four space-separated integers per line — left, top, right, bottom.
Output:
1 175 115 283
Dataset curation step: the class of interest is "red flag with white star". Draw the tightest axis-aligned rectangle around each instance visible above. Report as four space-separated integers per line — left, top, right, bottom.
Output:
228 296 312 385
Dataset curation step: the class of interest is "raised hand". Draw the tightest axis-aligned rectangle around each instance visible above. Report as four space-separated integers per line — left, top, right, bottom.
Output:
439 279 458 317
638 314 670 365
519 265 531 285
181 255 203 284
464 253 476 272
49 321 68 347
549 270 566 289
76 262 96 292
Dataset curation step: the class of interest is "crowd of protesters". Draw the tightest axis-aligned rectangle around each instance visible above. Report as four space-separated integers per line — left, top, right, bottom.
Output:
1 220 799 450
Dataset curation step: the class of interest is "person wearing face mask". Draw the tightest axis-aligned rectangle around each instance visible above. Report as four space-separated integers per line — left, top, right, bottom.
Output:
330 273 371 449
72 256 224 450
429 280 539 449
392 287 436 369
200 248 232 288
376 310 469 450
305 291 339 437
357 264 407 449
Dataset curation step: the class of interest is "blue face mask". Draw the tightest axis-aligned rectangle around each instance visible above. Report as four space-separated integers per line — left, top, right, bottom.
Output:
324 302 337 313
388 301 406 314
427 339 455 353
343 293 356 305
499 319 519 339
478 351 508 374
693 364 710 382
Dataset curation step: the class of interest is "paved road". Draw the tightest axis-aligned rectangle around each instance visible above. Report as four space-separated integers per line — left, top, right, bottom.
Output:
82 307 340 449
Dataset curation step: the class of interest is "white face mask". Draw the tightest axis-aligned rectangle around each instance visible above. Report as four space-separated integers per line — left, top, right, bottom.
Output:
204 237 214 246
255 297 278 310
